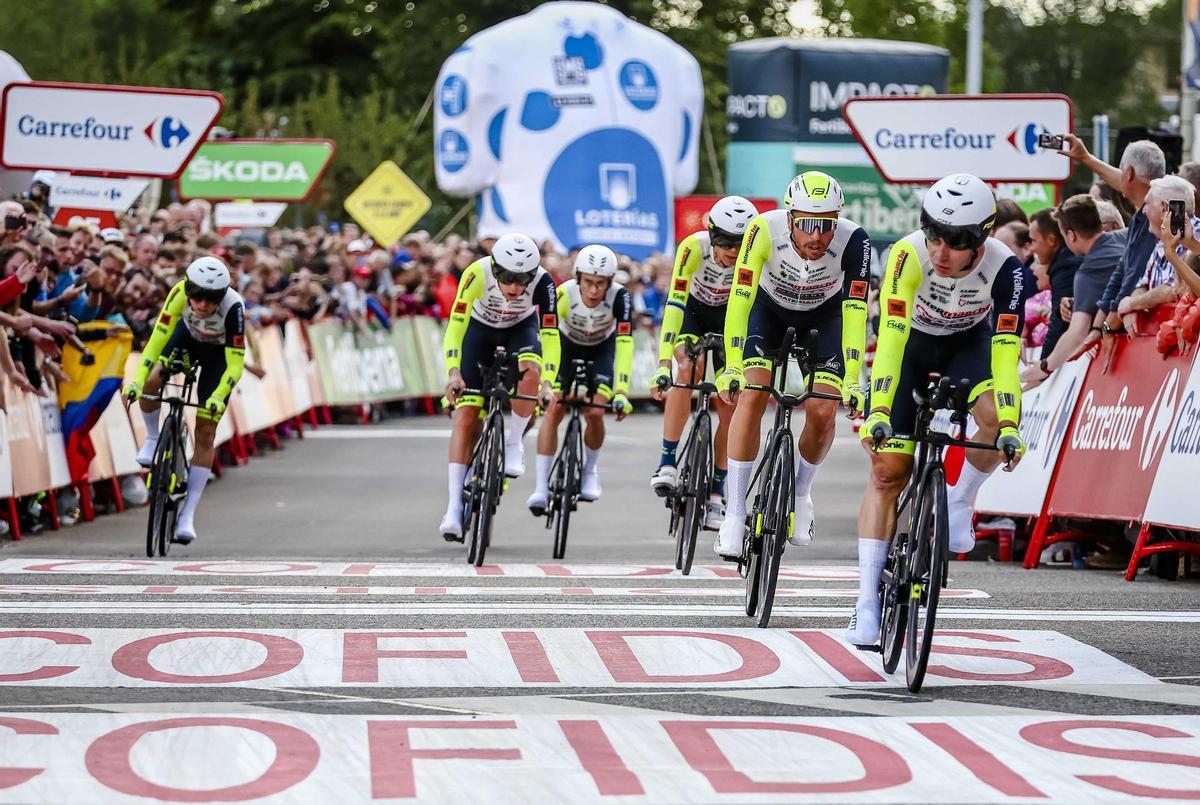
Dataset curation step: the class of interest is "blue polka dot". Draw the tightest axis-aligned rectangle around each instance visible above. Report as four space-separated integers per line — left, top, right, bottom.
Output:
490 186 509 223
520 91 559 132
487 108 506 160
619 60 658 111
679 110 692 162
563 33 603 69
439 129 469 173
439 74 468 117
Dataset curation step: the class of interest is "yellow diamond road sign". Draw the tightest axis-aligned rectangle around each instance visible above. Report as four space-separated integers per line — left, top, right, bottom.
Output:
343 160 431 247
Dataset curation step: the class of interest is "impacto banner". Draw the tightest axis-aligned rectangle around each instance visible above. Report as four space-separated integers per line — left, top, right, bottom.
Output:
432 2 703 259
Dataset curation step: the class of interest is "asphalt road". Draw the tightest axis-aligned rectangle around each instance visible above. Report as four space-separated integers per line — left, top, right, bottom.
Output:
0 411 1197 803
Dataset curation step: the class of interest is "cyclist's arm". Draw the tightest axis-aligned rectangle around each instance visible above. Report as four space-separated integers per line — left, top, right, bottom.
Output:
725 214 770 371
840 227 872 389
442 261 485 375
869 240 922 414
658 234 701 362
613 286 635 395
534 272 560 385
134 280 187 386
212 303 247 404
989 256 1027 429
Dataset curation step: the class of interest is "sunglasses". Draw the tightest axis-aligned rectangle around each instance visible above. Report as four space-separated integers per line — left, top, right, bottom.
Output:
708 228 743 249
790 216 837 235
493 267 535 286
920 221 986 251
186 287 226 304
4 215 28 230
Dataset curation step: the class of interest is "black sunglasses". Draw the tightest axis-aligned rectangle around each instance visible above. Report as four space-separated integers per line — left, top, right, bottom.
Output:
790 215 838 235
920 221 988 251
708 227 743 249
186 285 226 304
493 266 535 286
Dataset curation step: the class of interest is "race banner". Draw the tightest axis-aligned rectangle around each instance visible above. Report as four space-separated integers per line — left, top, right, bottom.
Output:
1046 335 1197 521
49 175 148 211
179 139 335 201
307 321 421 405
976 355 1091 517
1143 348 1200 529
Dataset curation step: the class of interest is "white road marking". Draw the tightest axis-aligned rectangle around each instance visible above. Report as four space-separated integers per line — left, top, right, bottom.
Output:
303 427 453 439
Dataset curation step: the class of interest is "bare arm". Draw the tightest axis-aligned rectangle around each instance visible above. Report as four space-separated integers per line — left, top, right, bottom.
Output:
1061 133 1123 193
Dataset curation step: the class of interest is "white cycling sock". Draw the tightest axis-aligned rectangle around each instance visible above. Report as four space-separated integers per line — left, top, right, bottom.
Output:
446 463 468 517
534 453 553 494
724 458 754 520
508 412 531 450
584 446 600 473
857 538 891 608
795 454 819 499
142 409 160 442
948 459 991 508
178 465 211 524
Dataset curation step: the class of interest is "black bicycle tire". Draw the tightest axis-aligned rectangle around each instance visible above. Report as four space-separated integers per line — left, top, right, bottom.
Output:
756 433 794 629
671 417 696 570
163 420 190 556
477 417 506 566
743 438 778 618
146 414 178 557
553 417 580 559
466 417 495 565
879 531 909 674
680 410 712 576
906 464 947 692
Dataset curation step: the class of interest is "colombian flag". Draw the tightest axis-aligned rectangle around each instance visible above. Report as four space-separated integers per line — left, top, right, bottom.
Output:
57 323 132 482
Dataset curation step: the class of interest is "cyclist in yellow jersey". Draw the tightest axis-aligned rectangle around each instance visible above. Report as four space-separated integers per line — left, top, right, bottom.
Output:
123 256 246 544
439 233 560 541
650 196 756 531
526 245 633 512
848 174 1028 647
713 172 872 559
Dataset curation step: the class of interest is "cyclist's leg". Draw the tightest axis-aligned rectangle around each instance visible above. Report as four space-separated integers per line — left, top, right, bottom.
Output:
793 298 846 544
508 316 543 477
134 363 167 466
176 343 226 542
579 339 614 501
529 389 565 512
442 322 492 536
654 298 707 488
944 324 1001 552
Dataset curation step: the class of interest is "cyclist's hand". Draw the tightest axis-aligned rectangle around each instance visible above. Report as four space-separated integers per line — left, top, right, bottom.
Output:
539 380 555 410
123 382 143 408
444 370 464 405
842 382 867 419
650 364 671 401
997 425 1025 471
612 392 631 422
862 411 892 451
716 366 744 406
205 397 226 418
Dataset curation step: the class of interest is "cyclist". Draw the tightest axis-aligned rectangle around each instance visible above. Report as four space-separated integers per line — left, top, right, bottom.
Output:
439 232 560 541
650 195 756 530
714 171 871 558
847 173 1027 647
123 256 246 544
526 245 633 512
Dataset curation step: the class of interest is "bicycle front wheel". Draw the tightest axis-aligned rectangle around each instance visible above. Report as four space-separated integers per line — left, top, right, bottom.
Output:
755 433 794 629
552 419 580 559
145 414 178 557
468 418 502 566
879 531 909 674
905 464 948 692
679 411 711 576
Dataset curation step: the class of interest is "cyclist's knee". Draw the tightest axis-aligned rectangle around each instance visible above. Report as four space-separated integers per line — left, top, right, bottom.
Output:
193 419 217 446
804 398 838 432
583 406 604 427
869 455 910 496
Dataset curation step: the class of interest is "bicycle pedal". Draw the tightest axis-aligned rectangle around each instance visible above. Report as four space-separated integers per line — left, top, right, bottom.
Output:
442 532 465 544
854 644 882 654
529 505 546 517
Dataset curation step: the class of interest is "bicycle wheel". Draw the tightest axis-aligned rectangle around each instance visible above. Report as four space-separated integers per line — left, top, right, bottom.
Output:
679 411 711 576
905 464 948 692
671 420 696 570
755 433 794 628
879 531 909 674
145 414 178 557
466 421 496 565
743 441 777 617
552 418 580 559
472 419 505 568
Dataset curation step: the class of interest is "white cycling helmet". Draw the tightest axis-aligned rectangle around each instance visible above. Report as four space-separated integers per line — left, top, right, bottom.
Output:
784 171 844 214
184 255 231 295
491 232 541 274
707 195 756 240
920 173 996 250
573 244 618 278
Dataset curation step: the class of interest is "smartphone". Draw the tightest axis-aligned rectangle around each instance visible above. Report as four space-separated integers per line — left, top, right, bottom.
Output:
1169 199 1186 235
1037 133 1064 150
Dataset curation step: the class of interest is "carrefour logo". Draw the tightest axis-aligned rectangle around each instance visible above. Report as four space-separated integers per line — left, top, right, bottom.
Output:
144 116 191 148
1140 369 1181 469
1007 122 1053 155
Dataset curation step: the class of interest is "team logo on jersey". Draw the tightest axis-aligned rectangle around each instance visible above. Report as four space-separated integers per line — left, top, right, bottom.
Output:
617 322 631 335
737 268 753 286
231 334 245 349
160 313 172 325
460 272 476 292
849 280 868 299
997 313 1019 333
542 314 557 328
887 299 907 318
453 301 467 315
679 247 691 266
673 278 688 292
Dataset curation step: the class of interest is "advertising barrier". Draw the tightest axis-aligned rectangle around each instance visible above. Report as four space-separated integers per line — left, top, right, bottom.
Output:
1143 349 1200 530
179 139 335 201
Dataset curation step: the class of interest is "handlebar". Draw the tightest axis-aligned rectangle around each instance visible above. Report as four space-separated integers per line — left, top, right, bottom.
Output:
743 383 840 409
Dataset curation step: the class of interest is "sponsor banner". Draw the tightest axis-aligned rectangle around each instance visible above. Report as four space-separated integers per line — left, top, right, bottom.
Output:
343 160 431 247
1 81 222 177
801 161 924 247
308 320 423 404
3 375 51 497
994 181 1060 218
976 355 1091 517
51 207 117 230
213 201 287 229
0 628 1154 688
673 195 776 244
1048 335 1197 521
2 713 1196 804
410 315 448 397
48 175 147 211
727 40 948 144
1144 351 1200 529
179 139 334 201
843 94 1073 183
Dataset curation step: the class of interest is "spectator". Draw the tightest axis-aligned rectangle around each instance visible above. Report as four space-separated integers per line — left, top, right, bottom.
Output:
1178 161 1200 209
129 234 158 275
1117 175 1200 330
994 221 1033 264
1024 259 1053 348
994 198 1028 227
1029 207 1081 356
0 201 29 246
1094 200 1127 232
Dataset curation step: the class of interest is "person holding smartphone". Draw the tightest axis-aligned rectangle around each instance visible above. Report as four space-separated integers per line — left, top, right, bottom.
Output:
1116 176 1200 329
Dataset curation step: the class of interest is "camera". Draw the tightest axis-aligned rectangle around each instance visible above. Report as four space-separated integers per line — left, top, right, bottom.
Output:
1037 133 1064 150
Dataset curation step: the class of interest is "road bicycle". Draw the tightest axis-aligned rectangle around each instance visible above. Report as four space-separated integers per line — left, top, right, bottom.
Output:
456 347 539 567
142 357 201 557
736 328 841 627
870 374 1014 693
656 332 723 576
538 358 619 559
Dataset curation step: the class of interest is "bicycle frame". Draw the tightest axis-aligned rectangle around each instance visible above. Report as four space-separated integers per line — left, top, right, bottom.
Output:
671 334 722 486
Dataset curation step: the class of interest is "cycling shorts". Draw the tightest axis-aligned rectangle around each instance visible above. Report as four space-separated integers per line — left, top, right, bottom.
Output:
459 315 541 407
743 292 843 389
160 327 228 421
556 335 615 397
872 323 993 455
678 296 726 374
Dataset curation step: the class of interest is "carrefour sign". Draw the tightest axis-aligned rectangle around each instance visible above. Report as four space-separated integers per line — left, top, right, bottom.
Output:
179 139 336 201
843 94 1073 182
0 82 223 178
